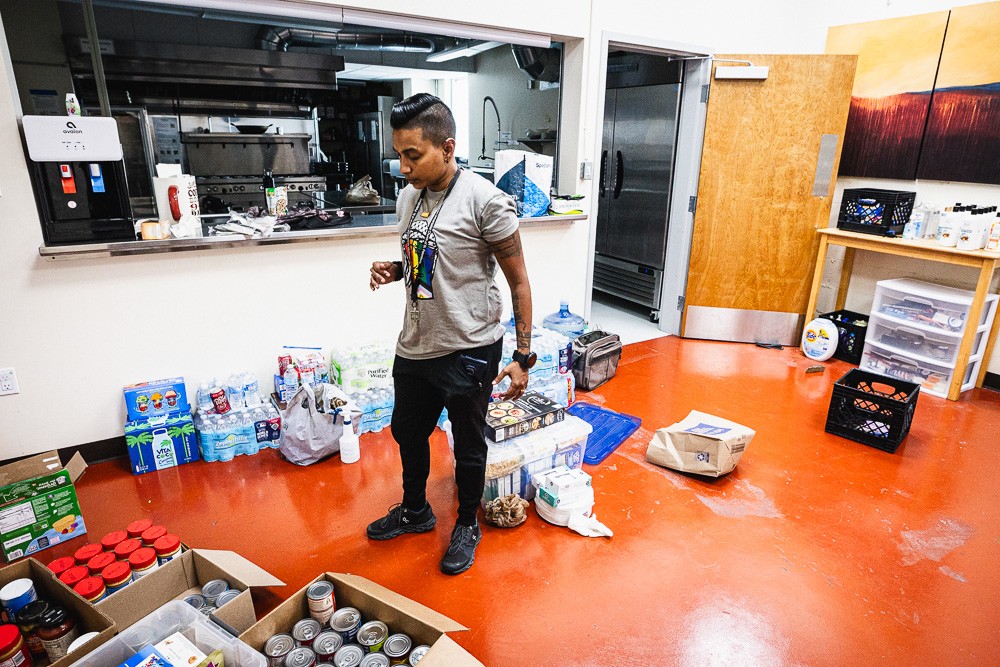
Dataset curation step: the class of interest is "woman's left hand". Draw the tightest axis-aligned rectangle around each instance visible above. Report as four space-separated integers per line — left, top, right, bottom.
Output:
493 361 529 400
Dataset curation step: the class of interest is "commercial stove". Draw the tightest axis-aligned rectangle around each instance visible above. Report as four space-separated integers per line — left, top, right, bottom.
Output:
196 175 327 214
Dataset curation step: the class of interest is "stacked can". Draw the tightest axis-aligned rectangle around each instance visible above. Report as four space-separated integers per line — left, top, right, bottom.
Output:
114 538 142 562
307 581 336 625
292 618 322 648
313 631 343 661
333 644 365 667
100 530 129 552
330 607 362 644
359 653 389 667
408 645 430 665
0 578 37 622
263 634 294 666
356 621 387 653
73 543 102 566
126 518 153 540
382 634 412 665
201 579 229 607
183 594 206 611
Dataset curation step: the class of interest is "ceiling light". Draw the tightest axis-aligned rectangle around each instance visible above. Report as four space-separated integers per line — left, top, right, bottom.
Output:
426 41 504 63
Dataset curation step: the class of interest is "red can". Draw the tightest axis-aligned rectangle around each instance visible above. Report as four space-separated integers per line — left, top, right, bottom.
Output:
100 530 128 552
47 557 76 577
210 387 231 414
87 552 116 576
126 519 153 540
114 538 142 561
278 355 293 376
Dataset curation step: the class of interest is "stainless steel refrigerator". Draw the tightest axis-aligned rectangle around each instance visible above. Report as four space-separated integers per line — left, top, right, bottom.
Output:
594 82 681 317
353 96 397 198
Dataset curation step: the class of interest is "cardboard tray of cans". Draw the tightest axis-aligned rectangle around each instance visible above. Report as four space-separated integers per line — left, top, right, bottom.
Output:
240 573 483 666
0 558 116 666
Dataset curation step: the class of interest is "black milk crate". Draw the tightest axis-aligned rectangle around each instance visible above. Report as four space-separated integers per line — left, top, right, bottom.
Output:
825 369 919 453
837 188 916 237
819 309 870 365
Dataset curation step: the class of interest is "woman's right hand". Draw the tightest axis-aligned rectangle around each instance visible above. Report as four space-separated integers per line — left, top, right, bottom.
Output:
370 261 399 291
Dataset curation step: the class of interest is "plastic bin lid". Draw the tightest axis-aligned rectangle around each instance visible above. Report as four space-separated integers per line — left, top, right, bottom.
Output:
567 403 641 465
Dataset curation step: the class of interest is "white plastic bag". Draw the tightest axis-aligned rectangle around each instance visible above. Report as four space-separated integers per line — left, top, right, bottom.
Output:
279 383 350 465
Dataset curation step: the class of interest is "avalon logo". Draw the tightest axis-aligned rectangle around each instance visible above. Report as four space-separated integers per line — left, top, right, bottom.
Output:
66 121 76 129
63 121 82 134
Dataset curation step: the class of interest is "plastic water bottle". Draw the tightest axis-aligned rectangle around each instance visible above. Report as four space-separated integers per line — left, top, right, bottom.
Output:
340 415 360 464
543 300 586 339
243 372 262 407
197 417 216 462
503 313 517 335
241 409 259 455
282 365 300 393
197 382 214 413
227 375 245 410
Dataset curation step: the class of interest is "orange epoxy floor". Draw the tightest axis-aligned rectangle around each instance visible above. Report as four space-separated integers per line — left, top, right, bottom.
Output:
53 336 1000 665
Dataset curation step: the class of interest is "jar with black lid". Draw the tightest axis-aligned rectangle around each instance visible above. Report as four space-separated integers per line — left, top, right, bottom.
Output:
37 605 79 661
15 599 49 658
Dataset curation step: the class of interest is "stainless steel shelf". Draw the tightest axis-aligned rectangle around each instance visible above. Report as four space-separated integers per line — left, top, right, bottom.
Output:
38 214 586 260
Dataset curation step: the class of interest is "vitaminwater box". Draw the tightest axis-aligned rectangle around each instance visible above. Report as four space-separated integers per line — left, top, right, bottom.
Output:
0 558 115 664
97 549 283 635
123 377 190 421
241 573 484 666
485 391 565 442
124 412 200 476
0 451 89 562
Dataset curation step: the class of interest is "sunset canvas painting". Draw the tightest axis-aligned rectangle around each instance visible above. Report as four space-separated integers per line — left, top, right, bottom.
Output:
917 1 1000 185
827 11 950 180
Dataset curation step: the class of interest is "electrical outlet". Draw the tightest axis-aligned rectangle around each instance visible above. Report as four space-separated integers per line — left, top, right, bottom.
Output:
0 368 19 396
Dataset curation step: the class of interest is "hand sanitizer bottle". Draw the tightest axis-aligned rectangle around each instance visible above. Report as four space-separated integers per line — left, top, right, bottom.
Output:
340 414 360 464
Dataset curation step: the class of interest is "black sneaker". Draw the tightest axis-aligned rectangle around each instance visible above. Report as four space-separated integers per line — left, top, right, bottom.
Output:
440 523 482 575
366 503 436 540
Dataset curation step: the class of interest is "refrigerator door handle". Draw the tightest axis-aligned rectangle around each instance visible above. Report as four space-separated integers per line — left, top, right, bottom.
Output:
614 150 624 199
600 149 608 197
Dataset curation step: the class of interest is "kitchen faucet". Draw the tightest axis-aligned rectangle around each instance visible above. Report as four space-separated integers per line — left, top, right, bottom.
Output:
479 96 501 162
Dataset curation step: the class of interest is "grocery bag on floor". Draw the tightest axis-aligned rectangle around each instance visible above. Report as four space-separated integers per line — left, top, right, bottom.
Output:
279 383 349 465
495 149 552 217
646 410 755 477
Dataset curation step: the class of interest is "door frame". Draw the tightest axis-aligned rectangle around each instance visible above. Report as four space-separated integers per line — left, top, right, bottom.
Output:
585 32 712 334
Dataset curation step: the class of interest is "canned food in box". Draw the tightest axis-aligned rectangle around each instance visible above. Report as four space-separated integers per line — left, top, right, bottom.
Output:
307 580 336 625
408 645 430 665
264 633 294 667
359 654 390 667
357 620 388 653
215 589 240 608
184 594 205 610
312 631 343 661
285 646 317 667
383 634 411 663
293 618 322 647
201 579 229 605
330 607 362 644
333 644 364 667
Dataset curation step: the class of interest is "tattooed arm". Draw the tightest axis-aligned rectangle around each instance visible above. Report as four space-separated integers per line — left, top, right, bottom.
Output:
489 230 533 400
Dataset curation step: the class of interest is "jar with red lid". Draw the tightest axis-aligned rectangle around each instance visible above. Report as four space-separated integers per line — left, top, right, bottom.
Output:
101 562 132 595
140 525 167 547
72 577 106 604
47 557 76 577
128 547 159 580
100 530 128 552
113 538 142 561
73 543 102 565
15 600 48 658
58 566 90 588
37 606 78 662
153 534 182 565
0 624 32 667
126 519 152 540
86 552 116 576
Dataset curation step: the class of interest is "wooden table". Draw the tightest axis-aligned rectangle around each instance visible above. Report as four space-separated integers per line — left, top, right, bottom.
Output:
805 228 1000 400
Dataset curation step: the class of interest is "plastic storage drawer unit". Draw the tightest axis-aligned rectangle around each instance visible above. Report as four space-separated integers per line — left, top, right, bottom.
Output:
70 601 265 667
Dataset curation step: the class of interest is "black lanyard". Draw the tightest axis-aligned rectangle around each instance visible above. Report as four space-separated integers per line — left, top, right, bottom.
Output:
405 168 462 304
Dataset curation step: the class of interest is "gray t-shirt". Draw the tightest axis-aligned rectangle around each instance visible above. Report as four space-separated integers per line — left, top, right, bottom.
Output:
395 169 519 360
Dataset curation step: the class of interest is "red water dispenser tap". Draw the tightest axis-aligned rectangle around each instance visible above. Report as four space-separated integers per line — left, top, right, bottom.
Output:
59 164 76 194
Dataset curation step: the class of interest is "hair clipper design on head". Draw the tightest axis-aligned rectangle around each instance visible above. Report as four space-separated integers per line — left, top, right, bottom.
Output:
390 93 456 145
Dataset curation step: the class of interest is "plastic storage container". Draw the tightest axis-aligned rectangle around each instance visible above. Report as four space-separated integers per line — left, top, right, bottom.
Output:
868 316 960 366
825 369 919 453
818 309 869 365
836 188 916 237
70 600 265 667
860 347 972 398
566 402 642 465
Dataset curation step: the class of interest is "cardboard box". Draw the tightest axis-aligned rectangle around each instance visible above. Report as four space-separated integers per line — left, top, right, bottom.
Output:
124 412 200 475
241 573 482 666
646 410 756 477
97 549 283 635
485 392 565 442
0 452 88 562
0 558 115 665
123 377 190 421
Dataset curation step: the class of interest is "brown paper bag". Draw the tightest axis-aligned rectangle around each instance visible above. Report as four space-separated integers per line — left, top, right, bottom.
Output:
646 410 755 477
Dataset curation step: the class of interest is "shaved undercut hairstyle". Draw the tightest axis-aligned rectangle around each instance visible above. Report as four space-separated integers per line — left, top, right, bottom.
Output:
390 93 456 145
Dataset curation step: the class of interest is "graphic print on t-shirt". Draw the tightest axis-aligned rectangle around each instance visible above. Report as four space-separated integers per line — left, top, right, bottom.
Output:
402 217 438 299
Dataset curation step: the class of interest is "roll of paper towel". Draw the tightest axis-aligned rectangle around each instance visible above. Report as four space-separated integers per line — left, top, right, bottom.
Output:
495 150 552 217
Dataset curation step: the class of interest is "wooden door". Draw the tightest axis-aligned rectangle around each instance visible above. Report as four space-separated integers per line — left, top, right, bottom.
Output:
682 54 856 344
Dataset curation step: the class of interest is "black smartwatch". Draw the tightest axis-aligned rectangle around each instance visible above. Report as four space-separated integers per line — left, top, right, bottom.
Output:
512 350 537 371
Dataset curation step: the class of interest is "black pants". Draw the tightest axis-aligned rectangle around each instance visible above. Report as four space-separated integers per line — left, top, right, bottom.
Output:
390 338 503 525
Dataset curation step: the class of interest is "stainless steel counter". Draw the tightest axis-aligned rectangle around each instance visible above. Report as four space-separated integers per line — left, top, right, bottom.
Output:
38 213 586 259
